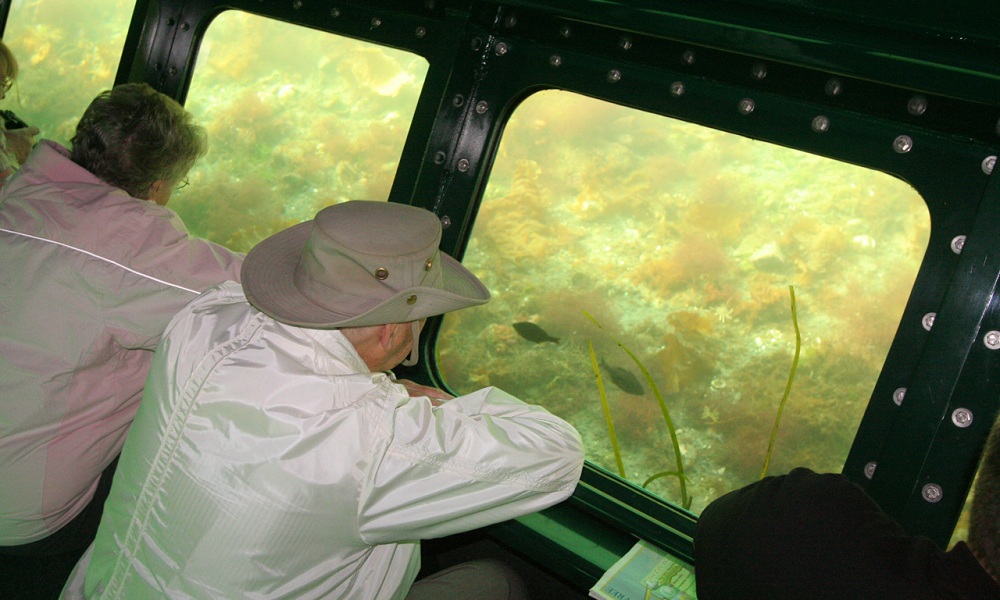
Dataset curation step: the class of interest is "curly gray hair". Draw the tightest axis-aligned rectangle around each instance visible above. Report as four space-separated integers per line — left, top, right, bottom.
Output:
70 83 207 199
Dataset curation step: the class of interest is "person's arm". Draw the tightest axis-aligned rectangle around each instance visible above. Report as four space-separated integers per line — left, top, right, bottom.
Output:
396 378 454 405
358 385 584 543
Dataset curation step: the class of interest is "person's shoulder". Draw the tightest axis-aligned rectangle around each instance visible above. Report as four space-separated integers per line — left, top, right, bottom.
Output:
702 468 861 517
696 467 890 553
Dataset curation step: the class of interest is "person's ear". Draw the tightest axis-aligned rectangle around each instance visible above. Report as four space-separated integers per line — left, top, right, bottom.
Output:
147 180 172 205
377 323 399 350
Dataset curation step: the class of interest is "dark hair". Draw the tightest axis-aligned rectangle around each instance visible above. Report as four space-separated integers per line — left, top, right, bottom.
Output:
969 413 1000 581
70 83 207 199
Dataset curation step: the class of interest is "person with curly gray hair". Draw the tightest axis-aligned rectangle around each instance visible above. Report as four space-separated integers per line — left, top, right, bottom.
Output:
0 82 243 599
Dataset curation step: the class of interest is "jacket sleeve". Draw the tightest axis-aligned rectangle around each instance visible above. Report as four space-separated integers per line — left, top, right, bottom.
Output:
102 208 244 350
358 385 584 543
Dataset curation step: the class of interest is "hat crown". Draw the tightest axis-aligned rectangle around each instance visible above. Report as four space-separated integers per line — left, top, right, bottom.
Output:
294 203 443 315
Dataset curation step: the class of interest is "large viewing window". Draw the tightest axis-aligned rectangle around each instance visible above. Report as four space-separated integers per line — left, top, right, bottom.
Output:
437 90 930 514
170 11 429 252
5 0 135 144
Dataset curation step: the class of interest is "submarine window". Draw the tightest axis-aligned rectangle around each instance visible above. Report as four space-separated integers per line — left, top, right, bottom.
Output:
437 89 930 514
4 0 135 143
170 10 429 252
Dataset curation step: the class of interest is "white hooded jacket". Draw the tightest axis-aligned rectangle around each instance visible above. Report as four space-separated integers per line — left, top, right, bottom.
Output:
64 282 584 599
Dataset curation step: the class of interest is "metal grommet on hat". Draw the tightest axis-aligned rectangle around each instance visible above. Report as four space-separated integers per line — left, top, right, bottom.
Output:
406 295 417 305
425 258 433 270
375 267 389 280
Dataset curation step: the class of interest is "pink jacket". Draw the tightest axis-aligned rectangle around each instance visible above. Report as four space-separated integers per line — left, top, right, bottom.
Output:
0 141 243 544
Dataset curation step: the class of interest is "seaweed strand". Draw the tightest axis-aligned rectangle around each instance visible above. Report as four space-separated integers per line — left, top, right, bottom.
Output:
760 285 801 479
584 311 691 509
589 339 626 478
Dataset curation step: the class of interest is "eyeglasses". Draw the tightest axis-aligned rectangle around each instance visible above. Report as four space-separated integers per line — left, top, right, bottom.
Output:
175 178 190 191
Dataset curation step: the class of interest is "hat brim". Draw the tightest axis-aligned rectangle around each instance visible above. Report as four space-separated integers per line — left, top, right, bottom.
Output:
241 220 490 329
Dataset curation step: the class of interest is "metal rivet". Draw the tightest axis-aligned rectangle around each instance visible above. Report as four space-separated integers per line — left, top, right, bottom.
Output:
670 81 685 97
440 215 452 229
922 483 943 503
864 462 877 479
811 116 830 133
950 235 965 254
504 14 517 28
619 36 632 50
180 21 190 31
330 8 341 18
433 151 446 165
825 78 843 96
375 267 389 280
907 95 927 116
475 101 489 114
470 37 482 51
893 135 913 153
425 258 433 271
452 94 464 107
292 0 302 9
168 66 178 76
893 387 906 406
952 408 973 428
984 330 1000 350
494 42 508 56
984 156 996 175
166 18 176 26
406 295 417 305
457 158 470 172
751 63 767 80
607 69 621 83
738 98 755 115
371 17 382 28
415 26 426 38
559 25 571 38
922 312 936 331
682 50 696 65
548 54 562 67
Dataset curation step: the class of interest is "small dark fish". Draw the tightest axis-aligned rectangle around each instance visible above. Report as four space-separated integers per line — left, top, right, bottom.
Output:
600 359 644 395
512 322 559 343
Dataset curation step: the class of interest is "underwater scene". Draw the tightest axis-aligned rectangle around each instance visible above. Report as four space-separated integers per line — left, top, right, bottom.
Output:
5 0 134 145
438 90 930 514
6 2 933 518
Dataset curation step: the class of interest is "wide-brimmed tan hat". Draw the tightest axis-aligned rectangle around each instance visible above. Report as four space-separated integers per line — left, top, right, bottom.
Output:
241 200 490 329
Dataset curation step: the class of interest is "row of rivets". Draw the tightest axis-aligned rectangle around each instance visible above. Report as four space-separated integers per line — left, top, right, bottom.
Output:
873 324 999 493
327 9 429 38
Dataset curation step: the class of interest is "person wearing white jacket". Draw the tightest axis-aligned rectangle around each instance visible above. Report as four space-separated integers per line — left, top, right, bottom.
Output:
63 200 585 599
